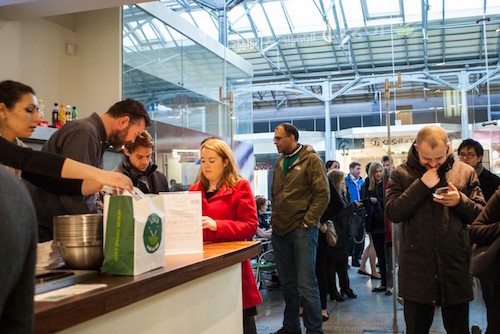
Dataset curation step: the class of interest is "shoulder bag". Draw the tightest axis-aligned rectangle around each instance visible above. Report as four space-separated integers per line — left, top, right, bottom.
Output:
325 220 338 247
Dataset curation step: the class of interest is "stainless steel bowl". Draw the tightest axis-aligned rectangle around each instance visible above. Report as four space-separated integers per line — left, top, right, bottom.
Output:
57 243 104 270
53 214 104 270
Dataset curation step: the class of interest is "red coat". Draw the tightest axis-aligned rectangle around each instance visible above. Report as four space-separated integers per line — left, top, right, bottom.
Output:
189 179 262 309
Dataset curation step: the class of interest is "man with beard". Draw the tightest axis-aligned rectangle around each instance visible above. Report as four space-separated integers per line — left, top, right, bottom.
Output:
30 98 150 242
386 126 485 334
114 130 168 194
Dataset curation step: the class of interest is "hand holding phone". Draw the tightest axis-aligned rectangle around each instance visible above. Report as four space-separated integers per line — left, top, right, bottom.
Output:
432 186 449 199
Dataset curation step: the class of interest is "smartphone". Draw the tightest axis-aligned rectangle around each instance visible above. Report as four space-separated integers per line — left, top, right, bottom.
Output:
433 186 449 199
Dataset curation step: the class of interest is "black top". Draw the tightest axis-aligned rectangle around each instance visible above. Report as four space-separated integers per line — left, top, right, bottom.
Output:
479 167 500 203
0 136 82 195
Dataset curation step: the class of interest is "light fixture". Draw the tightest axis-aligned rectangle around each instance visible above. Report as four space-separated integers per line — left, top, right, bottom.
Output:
65 42 75 55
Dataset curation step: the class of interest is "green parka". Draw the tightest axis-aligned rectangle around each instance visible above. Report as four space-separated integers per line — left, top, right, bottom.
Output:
271 144 329 236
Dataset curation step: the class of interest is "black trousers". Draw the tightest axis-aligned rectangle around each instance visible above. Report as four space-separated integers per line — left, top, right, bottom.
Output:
327 252 350 295
403 300 469 334
480 279 500 334
371 232 387 288
315 245 328 309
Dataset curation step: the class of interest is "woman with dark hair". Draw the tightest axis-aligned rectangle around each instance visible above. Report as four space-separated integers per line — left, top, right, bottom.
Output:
0 80 132 193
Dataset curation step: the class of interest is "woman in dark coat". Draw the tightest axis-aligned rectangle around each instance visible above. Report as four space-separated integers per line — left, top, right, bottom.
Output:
469 189 500 334
326 169 361 300
362 161 388 293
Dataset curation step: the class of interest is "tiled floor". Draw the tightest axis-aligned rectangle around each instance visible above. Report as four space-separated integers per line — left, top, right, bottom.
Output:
254 261 488 334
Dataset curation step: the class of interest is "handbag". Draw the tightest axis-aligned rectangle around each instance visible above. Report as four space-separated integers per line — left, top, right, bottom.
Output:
348 208 365 244
469 235 500 283
325 220 338 247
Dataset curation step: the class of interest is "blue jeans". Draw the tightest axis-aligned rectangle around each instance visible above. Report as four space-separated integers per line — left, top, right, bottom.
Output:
272 227 323 334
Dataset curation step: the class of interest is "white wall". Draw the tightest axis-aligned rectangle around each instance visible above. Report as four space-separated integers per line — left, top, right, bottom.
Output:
0 7 121 119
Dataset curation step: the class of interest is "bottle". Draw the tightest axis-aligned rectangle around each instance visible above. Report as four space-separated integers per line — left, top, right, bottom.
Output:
51 102 59 126
59 104 66 125
37 99 45 119
71 106 78 120
65 104 72 122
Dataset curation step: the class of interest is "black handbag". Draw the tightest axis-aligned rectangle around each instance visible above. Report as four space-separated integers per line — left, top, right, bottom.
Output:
470 235 500 283
348 208 365 244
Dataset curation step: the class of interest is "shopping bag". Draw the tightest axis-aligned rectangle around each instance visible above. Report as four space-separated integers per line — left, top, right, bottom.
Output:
102 193 166 276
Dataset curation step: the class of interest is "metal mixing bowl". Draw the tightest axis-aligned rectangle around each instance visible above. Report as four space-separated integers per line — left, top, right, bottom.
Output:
57 242 104 270
53 214 104 270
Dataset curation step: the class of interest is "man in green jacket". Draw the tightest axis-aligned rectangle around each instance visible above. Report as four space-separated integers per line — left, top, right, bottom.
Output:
386 126 485 334
270 123 329 334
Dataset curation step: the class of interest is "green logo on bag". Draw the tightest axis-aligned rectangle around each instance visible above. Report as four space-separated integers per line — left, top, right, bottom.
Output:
143 213 162 253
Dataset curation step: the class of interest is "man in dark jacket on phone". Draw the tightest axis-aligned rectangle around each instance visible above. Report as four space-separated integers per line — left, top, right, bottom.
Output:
386 126 485 334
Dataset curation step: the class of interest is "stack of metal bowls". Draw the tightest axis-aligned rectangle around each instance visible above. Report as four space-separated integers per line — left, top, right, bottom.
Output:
53 214 104 270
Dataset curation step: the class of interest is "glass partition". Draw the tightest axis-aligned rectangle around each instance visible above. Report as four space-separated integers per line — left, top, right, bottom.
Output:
122 4 252 137
122 4 253 185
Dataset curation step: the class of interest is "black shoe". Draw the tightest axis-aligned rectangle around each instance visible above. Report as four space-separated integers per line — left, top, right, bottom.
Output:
322 315 329 322
274 328 301 334
357 269 370 276
471 325 481 334
342 289 357 298
330 292 345 302
372 286 386 292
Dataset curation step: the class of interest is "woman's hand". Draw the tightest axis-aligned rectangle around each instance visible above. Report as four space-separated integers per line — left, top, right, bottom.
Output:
80 171 133 195
202 216 217 231
370 197 377 204
95 170 133 191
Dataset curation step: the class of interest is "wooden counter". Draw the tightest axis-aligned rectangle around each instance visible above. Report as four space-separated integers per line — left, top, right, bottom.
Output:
34 241 260 334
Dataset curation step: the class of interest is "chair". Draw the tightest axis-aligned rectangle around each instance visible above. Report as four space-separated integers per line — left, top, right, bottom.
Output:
252 239 277 290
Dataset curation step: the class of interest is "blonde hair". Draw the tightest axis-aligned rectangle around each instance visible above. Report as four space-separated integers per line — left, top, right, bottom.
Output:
416 126 448 149
328 169 346 194
197 137 241 190
368 161 383 191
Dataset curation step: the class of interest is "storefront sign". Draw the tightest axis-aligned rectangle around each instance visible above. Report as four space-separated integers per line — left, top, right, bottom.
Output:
365 136 415 148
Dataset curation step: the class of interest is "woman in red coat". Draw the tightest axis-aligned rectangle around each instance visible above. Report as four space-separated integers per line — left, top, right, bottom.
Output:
188 137 262 334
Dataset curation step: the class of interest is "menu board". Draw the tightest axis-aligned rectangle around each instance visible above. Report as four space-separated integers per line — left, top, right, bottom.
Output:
161 192 203 255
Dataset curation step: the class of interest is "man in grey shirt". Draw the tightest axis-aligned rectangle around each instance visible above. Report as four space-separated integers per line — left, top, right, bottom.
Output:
31 98 150 242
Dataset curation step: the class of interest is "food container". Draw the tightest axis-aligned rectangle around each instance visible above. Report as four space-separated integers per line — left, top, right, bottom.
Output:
53 214 104 270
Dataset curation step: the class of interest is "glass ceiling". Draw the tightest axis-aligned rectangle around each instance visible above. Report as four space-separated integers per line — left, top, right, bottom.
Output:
126 0 500 109
158 0 498 42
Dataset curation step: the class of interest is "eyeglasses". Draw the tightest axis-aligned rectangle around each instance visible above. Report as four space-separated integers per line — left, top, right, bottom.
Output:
458 152 477 159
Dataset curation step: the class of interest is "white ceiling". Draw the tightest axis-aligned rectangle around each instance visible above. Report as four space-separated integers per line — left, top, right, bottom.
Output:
0 0 152 20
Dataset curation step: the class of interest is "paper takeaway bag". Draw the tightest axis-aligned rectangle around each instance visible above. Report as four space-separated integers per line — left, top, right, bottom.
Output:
102 194 165 276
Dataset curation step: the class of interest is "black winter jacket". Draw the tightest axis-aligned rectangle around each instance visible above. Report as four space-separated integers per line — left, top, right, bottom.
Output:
386 143 485 306
114 157 169 194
